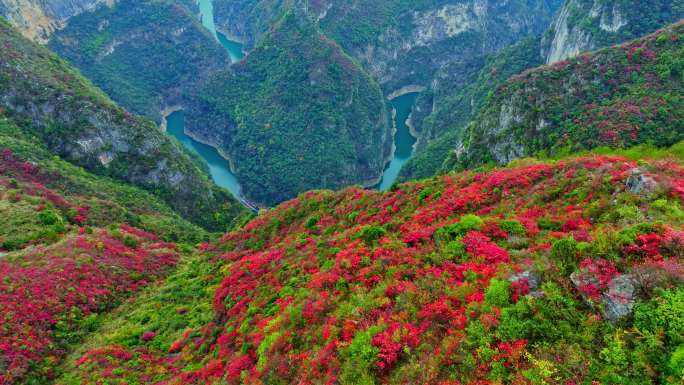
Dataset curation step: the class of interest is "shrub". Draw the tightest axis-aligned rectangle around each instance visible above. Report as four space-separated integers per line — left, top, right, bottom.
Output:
355 225 387 245
551 238 580 276
435 214 484 244
499 219 526 236
485 279 511 307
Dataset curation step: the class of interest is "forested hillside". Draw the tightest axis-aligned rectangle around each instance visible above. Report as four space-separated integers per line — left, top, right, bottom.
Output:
0 18 248 230
56 145 684 384
0 114 211 383
0 1 683 385
185 9 389 206
48 0 228 121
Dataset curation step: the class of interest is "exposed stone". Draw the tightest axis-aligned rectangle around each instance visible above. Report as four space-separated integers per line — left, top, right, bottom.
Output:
626 168 658 195
601 274 637 322
509 270 541 291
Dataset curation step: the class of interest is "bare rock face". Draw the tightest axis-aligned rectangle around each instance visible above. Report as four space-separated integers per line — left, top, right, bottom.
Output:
0 0 112 42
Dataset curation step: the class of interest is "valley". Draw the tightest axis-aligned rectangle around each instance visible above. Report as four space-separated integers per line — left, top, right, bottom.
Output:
0 1 683 384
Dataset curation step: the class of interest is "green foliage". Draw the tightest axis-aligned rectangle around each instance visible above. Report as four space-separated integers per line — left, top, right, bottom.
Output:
499 219 526 236
484 279 510 307
436 214 484 245
550 237 580 276
356 225 388 246
339 325 383 385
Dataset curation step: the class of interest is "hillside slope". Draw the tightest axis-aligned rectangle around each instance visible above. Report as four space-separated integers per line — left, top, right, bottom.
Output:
0 115 214 383
185 9 389 206
401 0 684 181
0 18 248 230
57 148 684 384
0 0 108 42
447 21 684 171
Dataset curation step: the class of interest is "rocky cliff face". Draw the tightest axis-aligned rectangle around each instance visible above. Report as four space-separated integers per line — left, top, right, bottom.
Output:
321 0 562 96
0 0 112 42
401 0 684 181
212 0 562 95
0 18 247 230
542 0 684 64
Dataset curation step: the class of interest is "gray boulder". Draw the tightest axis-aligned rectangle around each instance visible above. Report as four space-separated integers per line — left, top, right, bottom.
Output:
626 169 658 195
601 275 638 322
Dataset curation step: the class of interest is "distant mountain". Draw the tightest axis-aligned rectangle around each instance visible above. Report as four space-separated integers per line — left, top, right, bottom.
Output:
0 18 248 230
401 0 684 181
446 21 684 171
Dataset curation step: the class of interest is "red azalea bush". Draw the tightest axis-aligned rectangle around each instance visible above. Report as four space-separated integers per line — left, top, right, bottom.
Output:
0 227 179 384
62 156 684 385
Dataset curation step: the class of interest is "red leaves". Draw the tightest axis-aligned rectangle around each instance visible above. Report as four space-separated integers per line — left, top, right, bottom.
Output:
62 155 684 384
0 228 178 383
463 232 510 263
575 259 620 299
372 322 421 371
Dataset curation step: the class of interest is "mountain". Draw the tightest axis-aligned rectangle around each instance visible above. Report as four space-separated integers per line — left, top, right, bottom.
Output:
214 0 562 95
543 0 684 64
184 9 389 206
0 0 565 207
56 145 684 384
446 21 684 171
401 0 684 181
47 0 228 121
0 18 248 230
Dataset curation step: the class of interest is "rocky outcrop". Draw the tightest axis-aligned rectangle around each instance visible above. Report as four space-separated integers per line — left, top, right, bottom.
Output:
0 0 113 42
626 169 659 195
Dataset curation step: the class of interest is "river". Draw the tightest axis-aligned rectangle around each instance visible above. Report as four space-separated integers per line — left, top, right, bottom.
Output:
165 0 245 201
377 93 419 191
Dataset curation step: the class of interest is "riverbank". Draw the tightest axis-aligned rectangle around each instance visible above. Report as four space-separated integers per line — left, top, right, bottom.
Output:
374 92 420 190
159 105 182 132
387 85 426 101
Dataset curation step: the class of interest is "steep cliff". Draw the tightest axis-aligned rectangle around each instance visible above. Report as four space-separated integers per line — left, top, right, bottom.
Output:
185 9 389 206
446 21 684 171
543 0 684 64
0 18 248 230
213 0 562 95
48 0 228 121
